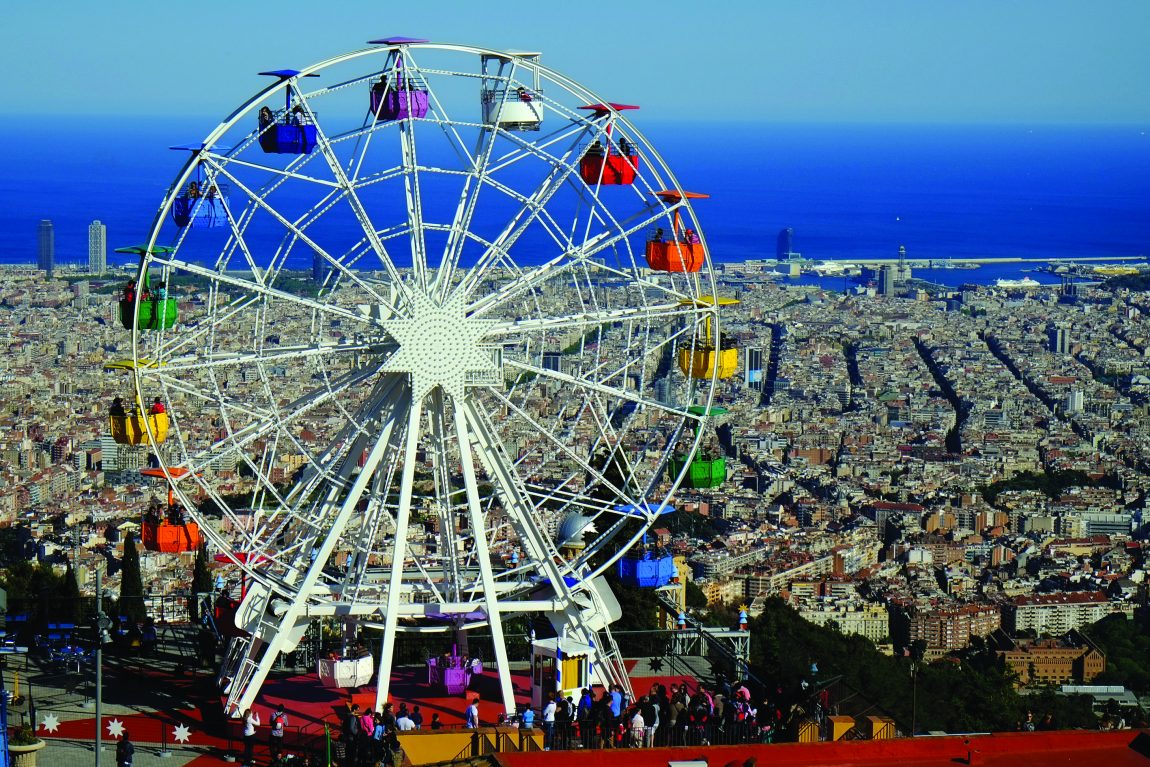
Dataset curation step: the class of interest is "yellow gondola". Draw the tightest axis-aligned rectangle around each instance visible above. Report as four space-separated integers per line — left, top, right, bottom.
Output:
678 295 740 380
104 359 169 446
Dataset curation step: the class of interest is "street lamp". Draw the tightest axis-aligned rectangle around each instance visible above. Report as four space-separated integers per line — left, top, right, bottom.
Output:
909 659 918 737
94 567 113 767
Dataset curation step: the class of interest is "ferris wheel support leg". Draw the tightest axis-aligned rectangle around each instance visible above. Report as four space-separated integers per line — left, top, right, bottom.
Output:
455 397 517 716
374 394 424 711
225 381 408 716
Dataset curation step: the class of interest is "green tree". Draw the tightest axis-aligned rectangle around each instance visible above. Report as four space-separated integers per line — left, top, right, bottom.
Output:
61 560 83 624
119 536 147 622
684 580 709 610
190 543 213 621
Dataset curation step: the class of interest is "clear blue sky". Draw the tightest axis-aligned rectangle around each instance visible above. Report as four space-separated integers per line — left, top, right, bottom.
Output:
5 0 1150 123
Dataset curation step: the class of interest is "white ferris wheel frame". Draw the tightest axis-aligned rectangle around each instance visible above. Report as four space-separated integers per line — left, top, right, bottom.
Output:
123 40 728 717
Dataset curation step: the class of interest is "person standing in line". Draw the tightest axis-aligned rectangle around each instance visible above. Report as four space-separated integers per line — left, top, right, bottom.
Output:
269 703 288 762
410 704 424 729
342 703 361 767
242 708 260 767
116 732 135 767
465 697 480 728
542 693 557 750
359 706 376 767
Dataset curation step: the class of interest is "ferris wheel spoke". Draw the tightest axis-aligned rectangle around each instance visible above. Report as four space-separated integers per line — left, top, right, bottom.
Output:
425 390 467 602
460 398 573 589
375 390 423 708
197 158 402 313
302 105 414 299
452 141 588 301
154 341 382 374
501 358 700 423
483 387 645 510
489 302 694 337
395 118 431 290
433 120 502 300
467 206 667 318
152 251 380 326
174 364 382 478
452 395 516 707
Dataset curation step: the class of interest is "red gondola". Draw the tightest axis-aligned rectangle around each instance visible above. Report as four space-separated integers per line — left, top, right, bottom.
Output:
578 103 640 185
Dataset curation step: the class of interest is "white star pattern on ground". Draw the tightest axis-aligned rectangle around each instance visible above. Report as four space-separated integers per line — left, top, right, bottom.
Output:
106 718 125 737
40 713 59 733
173 723 192 743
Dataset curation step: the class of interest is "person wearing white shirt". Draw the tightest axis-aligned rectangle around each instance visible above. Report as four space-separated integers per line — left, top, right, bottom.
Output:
396 713 416 731
542 695 557 750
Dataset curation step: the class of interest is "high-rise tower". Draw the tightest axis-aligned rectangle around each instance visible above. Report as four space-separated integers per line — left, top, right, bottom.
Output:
88 220 107 274
776 227 794 261
312 251 329 285
38 220 55 276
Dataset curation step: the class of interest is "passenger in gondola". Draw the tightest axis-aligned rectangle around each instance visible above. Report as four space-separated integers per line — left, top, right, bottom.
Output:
289 105 307 126
587 140 604 157
149 397 166 415
618 137 633 156
123 281 136 303
206 184 218 199
517 86 533 102
653 227 665 243
259 106 274 128
684 228 701 244
155 281 167 300
110 397 126 417
187 181 200 199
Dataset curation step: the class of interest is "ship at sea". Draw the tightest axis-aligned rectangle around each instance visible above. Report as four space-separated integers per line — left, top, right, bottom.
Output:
994 276 1042 289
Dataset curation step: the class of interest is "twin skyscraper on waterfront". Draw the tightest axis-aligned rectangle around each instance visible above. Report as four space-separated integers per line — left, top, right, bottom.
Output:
34 219 107 275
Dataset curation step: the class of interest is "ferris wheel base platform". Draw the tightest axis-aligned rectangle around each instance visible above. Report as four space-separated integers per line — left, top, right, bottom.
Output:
246 658 700 729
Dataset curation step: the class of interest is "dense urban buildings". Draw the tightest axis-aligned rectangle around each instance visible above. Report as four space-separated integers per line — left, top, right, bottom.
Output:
0 260 1147 703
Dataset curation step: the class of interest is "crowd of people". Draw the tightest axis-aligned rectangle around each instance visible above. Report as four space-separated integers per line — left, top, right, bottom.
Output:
500 679 782 751
333 701 439 767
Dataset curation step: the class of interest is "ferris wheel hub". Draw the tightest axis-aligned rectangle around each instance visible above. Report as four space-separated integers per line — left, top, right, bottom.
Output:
380 290 501 400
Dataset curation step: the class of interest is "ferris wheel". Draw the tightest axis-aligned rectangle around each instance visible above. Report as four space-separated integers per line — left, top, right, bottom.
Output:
119 38 734 716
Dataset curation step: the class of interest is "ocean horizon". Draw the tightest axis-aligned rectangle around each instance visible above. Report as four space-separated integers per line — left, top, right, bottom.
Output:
3 117 1148 288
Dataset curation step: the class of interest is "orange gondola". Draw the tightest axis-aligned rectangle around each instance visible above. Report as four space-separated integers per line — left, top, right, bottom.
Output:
645 190 709 272
140 467 202 553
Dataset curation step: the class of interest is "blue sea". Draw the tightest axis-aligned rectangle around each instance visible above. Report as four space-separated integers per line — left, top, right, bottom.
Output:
3 117 1149 288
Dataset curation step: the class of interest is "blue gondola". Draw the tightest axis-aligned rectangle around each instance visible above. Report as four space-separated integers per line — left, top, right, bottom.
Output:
617 550 677 588
169 145 230 228
257 69 320 155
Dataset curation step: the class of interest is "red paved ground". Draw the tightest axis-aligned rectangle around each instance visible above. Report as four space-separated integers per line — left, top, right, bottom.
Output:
496 729 1150 767
37 661 694 761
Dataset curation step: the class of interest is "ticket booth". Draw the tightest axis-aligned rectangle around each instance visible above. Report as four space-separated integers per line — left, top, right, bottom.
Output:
530 637 592 709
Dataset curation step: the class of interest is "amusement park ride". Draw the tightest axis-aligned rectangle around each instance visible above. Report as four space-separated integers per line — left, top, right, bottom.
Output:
109 38 737 718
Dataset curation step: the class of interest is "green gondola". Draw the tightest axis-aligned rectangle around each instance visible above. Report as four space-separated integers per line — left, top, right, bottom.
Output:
114 246 179 331
670 405 728 489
